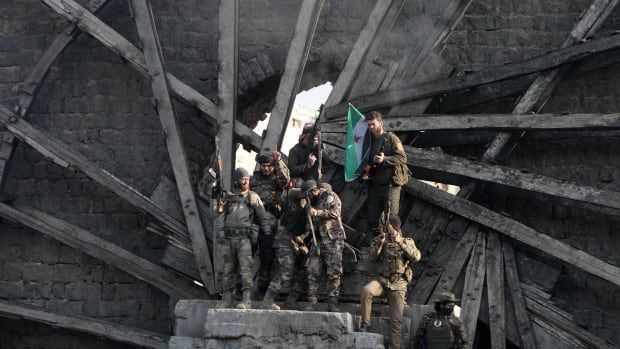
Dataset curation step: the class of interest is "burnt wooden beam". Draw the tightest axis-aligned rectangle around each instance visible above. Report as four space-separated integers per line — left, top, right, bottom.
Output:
133 0 214 293
323 33 620 120
319 0 399 184
0 104 191 249
407 218 472 305
323 141 620 216
426 223 477 303
406 180 620 287
0 0 110 196
503 241 539 349
486 231 506 349
405 147 620 214
0 300 169 349
217 0 239 189
386 0 472 115
322 113 620 132
461 231 486 349
40 0 263 152
326 0 399 106
346 0 406 98
18 0 110 116
0 203 206 299
482 0 620 163
261 0 324 153
522 287 616 349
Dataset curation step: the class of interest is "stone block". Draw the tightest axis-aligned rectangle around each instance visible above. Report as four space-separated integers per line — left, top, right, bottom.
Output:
204 309 355 339
169 336 205 349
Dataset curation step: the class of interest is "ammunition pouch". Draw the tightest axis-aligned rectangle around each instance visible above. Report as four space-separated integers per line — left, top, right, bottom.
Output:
221 227 253 241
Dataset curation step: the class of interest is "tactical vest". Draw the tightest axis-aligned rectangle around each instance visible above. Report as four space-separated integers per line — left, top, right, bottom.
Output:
425 316 455 349
223 194 253 236
379 242 408 279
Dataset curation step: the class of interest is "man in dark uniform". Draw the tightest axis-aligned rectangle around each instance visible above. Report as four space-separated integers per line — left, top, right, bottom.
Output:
250 151 290 297
360 214 421 349
261 186 307 310
216 167 272 310
288 122 320 181
363 111 408 235
303 179 345 312
413 292 468 349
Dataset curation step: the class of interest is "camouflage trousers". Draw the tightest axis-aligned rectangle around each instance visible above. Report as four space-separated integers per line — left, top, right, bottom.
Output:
221 237 253 292
265 237 306 297
307 239 344 298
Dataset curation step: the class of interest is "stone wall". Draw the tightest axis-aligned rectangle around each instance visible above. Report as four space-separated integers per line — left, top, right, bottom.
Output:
0 0 619 347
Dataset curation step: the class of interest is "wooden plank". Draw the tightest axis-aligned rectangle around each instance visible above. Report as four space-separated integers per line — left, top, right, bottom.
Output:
386 0 471 116
522 288 616 349
503 236 537 349
261 0 324 153
429 223 478 301
0 300 169 349
0 104 191 248
407 217 470 305
18 0 110 115
0 203 206 299
405 179 620 287
482 0 620 162
323 0 395 107
133 0 214 293
323 33 620 119
486 231 506 349
323 141 620 216
322 113 620 132
461 231 486 348
40 0 263 152
217 0 239 190
346 0 406 98
0 0 110 193
405 147 620 214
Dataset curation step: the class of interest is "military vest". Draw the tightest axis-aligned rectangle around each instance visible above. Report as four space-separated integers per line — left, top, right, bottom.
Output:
223 193 253 233
426 316 455 349
379 241 408 278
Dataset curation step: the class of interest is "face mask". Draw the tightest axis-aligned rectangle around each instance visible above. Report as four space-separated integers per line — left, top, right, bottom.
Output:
440 305 454 316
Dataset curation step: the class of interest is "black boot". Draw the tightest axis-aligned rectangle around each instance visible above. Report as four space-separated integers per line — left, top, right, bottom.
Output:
327 296 340 312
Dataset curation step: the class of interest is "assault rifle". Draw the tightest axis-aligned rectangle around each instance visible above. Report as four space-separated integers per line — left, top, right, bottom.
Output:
305 193 320 256
212 136 226 213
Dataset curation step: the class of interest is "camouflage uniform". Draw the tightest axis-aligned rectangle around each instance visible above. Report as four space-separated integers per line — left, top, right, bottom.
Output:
250 159 290 294
360 223 421 349
263 188 308 306
366 132 407 233
219 190 271 305
306 189 345 302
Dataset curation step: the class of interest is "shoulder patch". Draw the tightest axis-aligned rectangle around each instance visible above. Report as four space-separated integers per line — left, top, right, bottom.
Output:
324 195 334 205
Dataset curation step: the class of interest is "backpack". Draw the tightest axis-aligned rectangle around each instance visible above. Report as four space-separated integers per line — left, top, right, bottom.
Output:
393 163 412 186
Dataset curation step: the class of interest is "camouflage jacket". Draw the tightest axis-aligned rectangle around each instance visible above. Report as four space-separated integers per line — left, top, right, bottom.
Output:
250 159 290 216
277 188 307 236
369 234 421 291
368 132 407 186
413 311 468 349
309 190 345 241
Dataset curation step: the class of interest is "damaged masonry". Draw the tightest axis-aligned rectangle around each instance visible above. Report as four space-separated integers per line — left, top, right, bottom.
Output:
0 0 619 348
